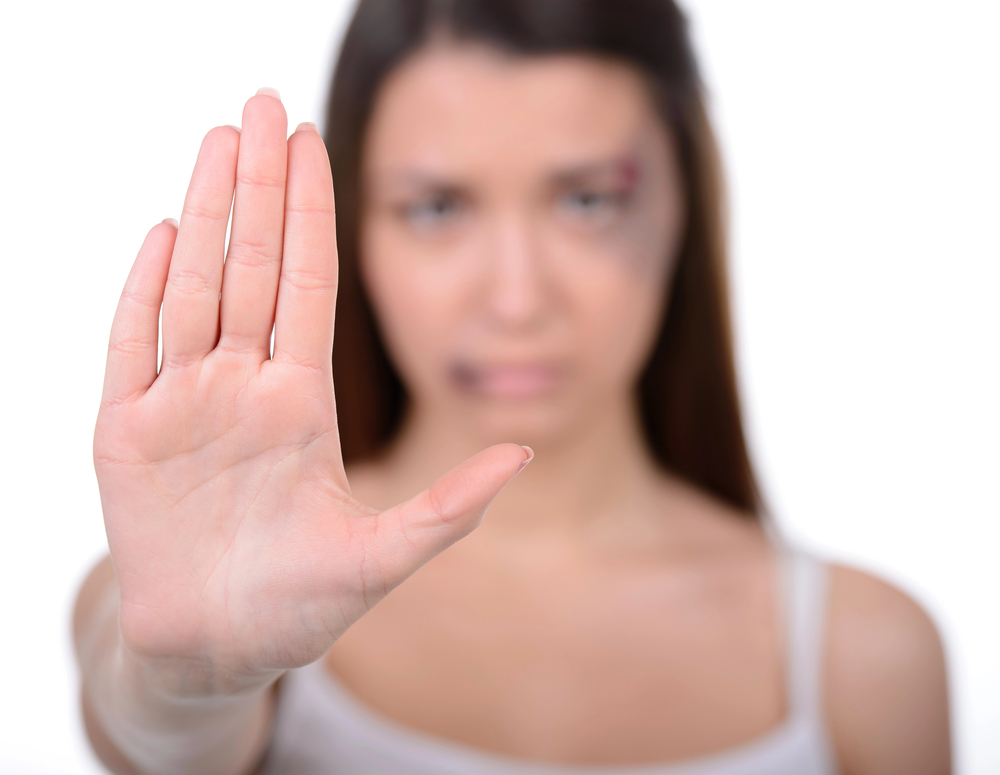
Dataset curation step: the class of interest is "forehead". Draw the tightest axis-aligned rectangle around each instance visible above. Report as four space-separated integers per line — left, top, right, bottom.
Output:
364 43 663 175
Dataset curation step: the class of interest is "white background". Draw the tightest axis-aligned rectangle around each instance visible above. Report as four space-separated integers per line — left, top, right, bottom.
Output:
0 1 996 773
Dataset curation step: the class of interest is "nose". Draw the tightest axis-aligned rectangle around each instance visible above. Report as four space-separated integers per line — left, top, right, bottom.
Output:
483 213 547 331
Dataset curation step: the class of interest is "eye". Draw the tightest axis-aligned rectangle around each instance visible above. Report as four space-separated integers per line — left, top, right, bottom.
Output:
565 190 612 209
558 188 625 223
401 191 464 229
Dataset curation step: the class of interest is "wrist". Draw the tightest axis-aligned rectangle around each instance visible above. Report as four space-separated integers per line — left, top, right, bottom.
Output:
92 636 276 775
80 589 277 775
117 630 280 704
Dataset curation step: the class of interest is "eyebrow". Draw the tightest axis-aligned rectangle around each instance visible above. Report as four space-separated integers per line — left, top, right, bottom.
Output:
371 154 642 191
378 170 456 185
365 172 468 201
551 155 640 187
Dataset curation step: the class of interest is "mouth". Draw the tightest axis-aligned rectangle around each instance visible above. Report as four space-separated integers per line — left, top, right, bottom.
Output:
448 362 565 399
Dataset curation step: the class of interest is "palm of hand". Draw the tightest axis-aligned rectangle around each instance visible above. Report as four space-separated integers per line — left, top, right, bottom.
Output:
94 93 528 696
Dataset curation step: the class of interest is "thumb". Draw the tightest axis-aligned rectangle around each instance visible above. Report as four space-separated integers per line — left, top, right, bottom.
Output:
375 443 533 586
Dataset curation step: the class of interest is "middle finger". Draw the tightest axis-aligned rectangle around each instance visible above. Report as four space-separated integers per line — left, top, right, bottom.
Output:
218 89 288 357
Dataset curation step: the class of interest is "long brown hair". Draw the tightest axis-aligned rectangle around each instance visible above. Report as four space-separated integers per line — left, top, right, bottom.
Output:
324 0 762 515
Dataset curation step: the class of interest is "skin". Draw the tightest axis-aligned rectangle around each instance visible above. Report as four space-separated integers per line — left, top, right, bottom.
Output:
75 44 951 775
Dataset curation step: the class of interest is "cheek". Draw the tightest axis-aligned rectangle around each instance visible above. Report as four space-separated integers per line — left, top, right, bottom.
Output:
359 220 473 391
566 261 669 390
549 218 678 392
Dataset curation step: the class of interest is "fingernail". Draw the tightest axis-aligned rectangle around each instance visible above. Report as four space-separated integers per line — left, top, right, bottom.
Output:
296 121 318 133
161 217 178 228
256 87 281 100
517 446 534 474
224 124 241 133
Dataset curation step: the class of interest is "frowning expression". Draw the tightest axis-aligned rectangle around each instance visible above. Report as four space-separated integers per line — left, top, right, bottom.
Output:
360 43 686 445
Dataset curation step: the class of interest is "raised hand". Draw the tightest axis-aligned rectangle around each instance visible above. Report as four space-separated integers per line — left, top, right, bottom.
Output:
93 91 530 698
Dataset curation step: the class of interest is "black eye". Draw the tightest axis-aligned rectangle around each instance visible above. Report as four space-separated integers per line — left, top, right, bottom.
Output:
570 191 606 209
561 189 620 214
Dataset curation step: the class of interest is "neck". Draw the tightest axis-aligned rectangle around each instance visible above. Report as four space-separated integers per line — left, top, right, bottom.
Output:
383 393 666 538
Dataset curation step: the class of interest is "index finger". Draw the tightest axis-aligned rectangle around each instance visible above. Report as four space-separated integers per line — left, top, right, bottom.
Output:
271 122 338 371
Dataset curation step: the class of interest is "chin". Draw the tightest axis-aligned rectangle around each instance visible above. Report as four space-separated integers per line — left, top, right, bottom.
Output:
460 396 588 450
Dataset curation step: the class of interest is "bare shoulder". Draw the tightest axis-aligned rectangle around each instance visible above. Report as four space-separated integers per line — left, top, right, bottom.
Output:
825 564 951 775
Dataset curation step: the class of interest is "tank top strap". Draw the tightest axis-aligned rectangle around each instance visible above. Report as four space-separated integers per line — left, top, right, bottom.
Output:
779 549 829 718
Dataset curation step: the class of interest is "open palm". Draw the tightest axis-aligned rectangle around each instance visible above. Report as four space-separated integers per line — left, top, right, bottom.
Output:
93 92 529 696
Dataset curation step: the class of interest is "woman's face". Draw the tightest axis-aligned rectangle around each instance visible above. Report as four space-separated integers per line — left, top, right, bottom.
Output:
360 44 686 446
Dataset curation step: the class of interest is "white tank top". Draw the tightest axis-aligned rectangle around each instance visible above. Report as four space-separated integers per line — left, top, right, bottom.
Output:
262 550 838 775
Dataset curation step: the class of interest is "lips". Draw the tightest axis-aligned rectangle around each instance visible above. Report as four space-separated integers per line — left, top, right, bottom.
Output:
449 362 564 399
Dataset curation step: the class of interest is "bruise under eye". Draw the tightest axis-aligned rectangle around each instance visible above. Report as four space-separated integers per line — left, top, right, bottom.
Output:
616 158 639 189
557 162 641 221
555 155 641 204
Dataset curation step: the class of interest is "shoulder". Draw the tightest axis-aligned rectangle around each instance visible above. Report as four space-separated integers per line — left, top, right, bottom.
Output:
823 564 951 775
825 565 944 676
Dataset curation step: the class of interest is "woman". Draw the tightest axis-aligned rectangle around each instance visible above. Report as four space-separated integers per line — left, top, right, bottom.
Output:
73 1 950 773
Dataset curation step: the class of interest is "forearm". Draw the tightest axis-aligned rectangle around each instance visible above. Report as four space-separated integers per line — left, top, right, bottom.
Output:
74 559 275 775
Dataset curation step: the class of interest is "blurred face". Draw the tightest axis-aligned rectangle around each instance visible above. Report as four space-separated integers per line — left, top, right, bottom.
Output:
360 43 686 446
